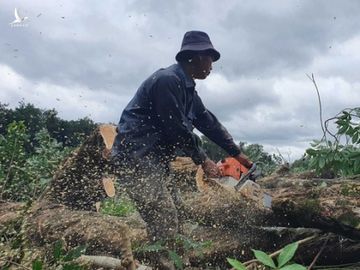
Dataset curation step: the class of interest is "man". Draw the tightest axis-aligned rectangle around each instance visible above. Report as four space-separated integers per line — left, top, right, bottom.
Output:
112 31 252 269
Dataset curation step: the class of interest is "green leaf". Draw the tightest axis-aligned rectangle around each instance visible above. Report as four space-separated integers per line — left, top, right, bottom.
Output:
277 242 298 267
309 157 317 168
252 249 276 268
32 259 43 270
348 151 360 158
319 157 326 169
306 148 317 156
338 125 348 134
53 240 63 261
279 263 307 270
63 245 87 262
335 119 346 125
354 159 360 174
310 140 321 147
168 250 183 270
352 132 359 144
226 258 246 270
346 126 355 136
334 152 342 161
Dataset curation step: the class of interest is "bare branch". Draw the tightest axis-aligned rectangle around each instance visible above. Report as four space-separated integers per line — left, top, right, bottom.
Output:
307 73 326 141
308 235 330 270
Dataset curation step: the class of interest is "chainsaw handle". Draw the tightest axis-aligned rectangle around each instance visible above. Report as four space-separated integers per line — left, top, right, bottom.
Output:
247 163 257 174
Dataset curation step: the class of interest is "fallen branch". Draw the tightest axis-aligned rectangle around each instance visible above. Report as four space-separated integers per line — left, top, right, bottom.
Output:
306 73 327 142
308 235 330 270
76 255 124 269
1 259 31 270
312 262 360 269
76 255 150 270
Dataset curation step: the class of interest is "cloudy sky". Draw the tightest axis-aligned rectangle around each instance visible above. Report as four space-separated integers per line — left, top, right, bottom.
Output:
1 0 359 161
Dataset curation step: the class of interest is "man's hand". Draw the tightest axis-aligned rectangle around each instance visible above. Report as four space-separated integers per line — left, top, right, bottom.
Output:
202 158 222 178
234 153 253 169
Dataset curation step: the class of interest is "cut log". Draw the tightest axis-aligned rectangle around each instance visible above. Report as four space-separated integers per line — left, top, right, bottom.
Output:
25 199 136 270
41 125 117 211
76 255 153 270
3 124 357 268
259 176 360 231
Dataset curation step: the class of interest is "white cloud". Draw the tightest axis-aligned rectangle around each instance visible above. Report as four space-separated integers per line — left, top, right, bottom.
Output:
0 64 127 123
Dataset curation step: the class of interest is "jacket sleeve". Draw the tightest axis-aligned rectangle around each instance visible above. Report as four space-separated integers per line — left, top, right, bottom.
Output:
151 75 208 165
192 93 241 157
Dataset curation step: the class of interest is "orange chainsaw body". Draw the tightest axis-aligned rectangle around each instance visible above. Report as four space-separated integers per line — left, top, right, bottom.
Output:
217 157 249 180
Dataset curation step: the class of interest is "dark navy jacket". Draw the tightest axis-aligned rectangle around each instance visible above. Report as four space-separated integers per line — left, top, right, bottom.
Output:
112 63 240 165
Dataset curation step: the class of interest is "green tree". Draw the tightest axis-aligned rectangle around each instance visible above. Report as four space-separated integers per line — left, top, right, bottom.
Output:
0 102 97 152
200 135 227 161
200 136 281 176
0 121 31 201
290 155 311 173
0 103 13 135
240 142 282 175
25 128 71 197
12 101 46 152
43 108 62 139
60 117 96 147
0 122 70 201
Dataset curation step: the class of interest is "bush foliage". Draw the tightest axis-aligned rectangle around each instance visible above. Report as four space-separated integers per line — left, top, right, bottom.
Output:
305 108 360 177
0 121 71 201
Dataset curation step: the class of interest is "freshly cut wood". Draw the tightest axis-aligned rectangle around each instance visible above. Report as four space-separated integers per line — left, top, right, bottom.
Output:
99 124 117 160
103 176 116 197
76 255 152 269
95 201 101 212
99 124 117 150
77 255 124 269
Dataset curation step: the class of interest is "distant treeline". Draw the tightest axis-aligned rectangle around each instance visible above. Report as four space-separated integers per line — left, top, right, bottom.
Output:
0 102 97 153
0 101 284 175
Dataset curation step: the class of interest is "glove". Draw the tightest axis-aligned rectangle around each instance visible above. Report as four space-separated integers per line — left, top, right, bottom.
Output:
202 158 222 178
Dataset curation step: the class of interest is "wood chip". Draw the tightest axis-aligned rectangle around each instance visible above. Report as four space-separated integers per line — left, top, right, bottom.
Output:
102 177 116 197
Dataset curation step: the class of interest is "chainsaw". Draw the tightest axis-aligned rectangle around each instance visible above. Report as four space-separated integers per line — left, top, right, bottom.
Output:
216 157 272 208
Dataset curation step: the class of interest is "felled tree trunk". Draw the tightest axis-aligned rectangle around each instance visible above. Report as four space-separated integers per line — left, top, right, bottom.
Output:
18 125 360 268
173 158 360 265
258 175 360 235
25 199 135 270
40 125 117 211
23 125 136 270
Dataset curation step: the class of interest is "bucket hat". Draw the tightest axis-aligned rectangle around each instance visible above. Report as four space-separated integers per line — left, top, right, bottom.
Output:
175 31 220 62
